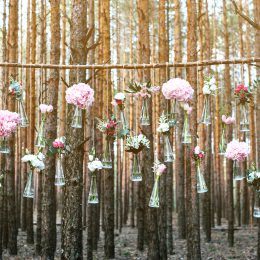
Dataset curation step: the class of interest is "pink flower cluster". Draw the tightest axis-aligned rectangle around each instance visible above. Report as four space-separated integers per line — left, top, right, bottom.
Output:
0 110 21 137
183 103 193 114
222 115 235 125
52 139 65 149
235 84 248 93
191 146 205 161
134 85 160 98
157 163 167 174
39 104 53 113
234 84 251 103
162 78 194 102
65 83 94 109
225 140 249 161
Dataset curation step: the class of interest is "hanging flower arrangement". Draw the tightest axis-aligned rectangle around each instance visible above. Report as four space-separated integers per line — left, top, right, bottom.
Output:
96 116 118 169
125 81 160 126
9 77 29 127
65 83 95 128
191 146 208 193
21 150 45 198
149 161 167 208
0 110 21 154
157 112 174 162
35 104 53 148
225 140 250 180
87 149 103 204
181 103 192 144
200 76 217 125
125 133 150 181
111 92 129 136
219 115 235 155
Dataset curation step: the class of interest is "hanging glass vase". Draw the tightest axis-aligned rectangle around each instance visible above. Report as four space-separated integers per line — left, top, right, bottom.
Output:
168 100 177 127
23 170 34 198
140 98 150 126
233 160 244 180
219 127 226 155
102 139 112 169
131 153 142 181
88 171 99 204
71 106 82 128
200 95 211 125
149 175 160 208
163 134 174 162
0 137 10 154
181 112 191 144
196 162 208 193
120 110 128 131
35 119 46 148
55 154 65 186
240 103 249 132
17 96 29 127
253 190 260 218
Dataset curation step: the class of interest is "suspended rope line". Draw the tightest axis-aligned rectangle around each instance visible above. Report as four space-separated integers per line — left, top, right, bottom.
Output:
0 57 259 70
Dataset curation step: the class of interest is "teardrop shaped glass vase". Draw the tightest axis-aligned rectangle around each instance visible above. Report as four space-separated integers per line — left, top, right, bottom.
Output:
140 98 150 126
254 190 260 218
200 95 211 125
35 120 46 148
102 139 112 169
196 163 208 193
240 103 250 132
163 135 174 162
219 128 226 155
71 106 82 128
131 153 142 181
55 154 65 186
233 160 244 181
23 170 34 198
181 112 191 144
0 137 10 154
17 96 29 127
149 176 160 208
88 171 99 204
120 110 129 131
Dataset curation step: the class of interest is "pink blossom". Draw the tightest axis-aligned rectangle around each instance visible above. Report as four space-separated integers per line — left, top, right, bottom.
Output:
150 86 160 93
39 104 53 113
0 110 21 137
52 139 65 149
162 78 194 102
225 140 249 161
222 115 235 125
65 83 94 109
157 163 167 174
183 103 193 114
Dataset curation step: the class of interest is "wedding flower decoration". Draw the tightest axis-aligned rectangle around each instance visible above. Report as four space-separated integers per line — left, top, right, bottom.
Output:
149 161 167 207
125 81 160 98
202 76 217 95
246 164 260 190
191 146 205 162
39 104 53 113
88 158 103 172
157 112 170 134
234 84 252 104
111 92 126 110
183 103 193 114
125 134 150 153
9 77 23 97
21 150 45 170
162 78 194 102
225 140 249 161
0 110 21 137
65 83 95 109
96 116 118 139
222 115 235 125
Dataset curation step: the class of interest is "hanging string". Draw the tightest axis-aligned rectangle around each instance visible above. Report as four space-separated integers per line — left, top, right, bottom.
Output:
106 68 109 118
92 66 95 148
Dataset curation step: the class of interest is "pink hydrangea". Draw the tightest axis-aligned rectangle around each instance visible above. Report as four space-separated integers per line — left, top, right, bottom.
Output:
222 115 235 125
0 110 21 137
52 139 65 149
162 78 194 102
65 83 94 109
225 140 249 161
39 104 53 113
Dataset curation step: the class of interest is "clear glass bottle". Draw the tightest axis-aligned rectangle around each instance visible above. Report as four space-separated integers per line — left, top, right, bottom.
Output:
17 96 29 127
131 153 142 181
140 98 150 126
253 190 260 218
219 127 226 155
149 175 160 208
88 171 99 204
55 154 65 186
181 112 192 144
0 137 10 154
120 110 128 131
240 103 250 132
71 106 83 128
200 95 211 125
23 170 34 198
102 139 112 169
163 134 174 162
196 162 208 193
233 160 244 181
35 119 46 148
168 100 178 127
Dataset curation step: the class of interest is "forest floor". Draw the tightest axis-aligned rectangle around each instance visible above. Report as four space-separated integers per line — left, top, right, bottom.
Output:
2 215 258 259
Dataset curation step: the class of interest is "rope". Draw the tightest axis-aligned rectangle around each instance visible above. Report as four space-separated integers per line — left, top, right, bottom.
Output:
0 57 259 70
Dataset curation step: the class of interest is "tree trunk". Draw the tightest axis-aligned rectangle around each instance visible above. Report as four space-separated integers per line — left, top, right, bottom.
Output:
6 0 19 254
41 0 60 258
61 0 87 259
186 0 201 259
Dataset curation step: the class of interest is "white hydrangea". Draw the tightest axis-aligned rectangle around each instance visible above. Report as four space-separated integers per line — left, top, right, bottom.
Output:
203 77 217 95
157 123 169 133
114 92 125 100
125 134 150 151
21 152 45 170
88 158 103 172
